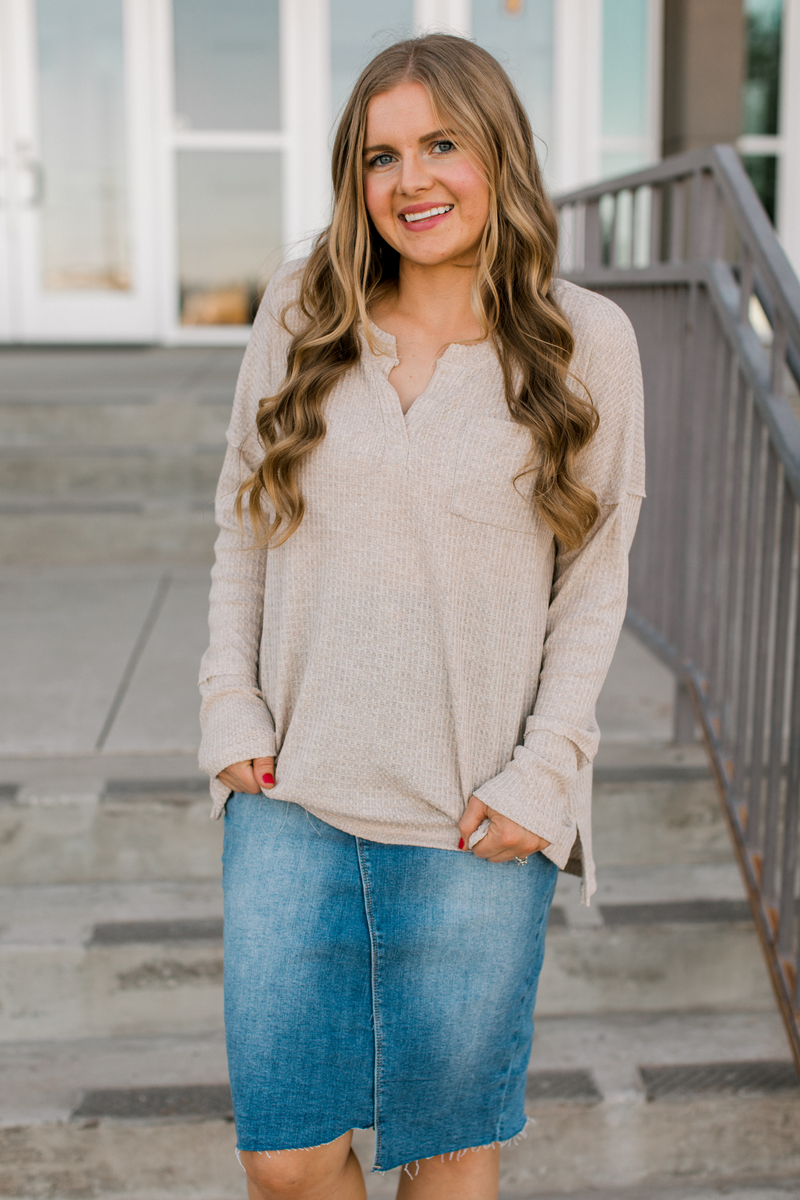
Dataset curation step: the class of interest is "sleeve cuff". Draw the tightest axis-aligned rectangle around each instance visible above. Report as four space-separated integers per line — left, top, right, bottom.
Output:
473 730 582 868
198 684 277 814
210 775 232 816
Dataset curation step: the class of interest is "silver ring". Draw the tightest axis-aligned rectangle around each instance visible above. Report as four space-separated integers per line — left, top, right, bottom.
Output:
514 856 528 865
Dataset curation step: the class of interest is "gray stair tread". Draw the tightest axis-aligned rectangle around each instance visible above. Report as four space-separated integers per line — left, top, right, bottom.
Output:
0 1032 228 1125
0 752 204 790
1 1013 792 1127
556 862 743 911
0 442 226 458
529 1012 792 1096
0 346 243 390
0 505 218 567
1 861 750 948
0 881 223 945
0 774 219 887
496 1186 800 1200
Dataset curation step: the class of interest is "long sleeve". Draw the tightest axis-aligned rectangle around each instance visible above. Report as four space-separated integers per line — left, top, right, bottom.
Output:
474 291 646 860
198 262 301 811
473 493 641 852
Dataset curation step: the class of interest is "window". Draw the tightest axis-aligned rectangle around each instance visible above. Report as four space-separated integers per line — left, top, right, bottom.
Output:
740 0 783 222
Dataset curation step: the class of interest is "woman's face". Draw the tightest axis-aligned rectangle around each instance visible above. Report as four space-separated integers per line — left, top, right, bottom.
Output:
363 81 490 270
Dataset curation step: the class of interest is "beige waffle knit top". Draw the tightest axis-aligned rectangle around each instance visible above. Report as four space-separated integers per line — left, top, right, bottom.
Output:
199 261 645 901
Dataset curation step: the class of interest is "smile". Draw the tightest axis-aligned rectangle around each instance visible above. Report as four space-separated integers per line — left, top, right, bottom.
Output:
400 205 454 223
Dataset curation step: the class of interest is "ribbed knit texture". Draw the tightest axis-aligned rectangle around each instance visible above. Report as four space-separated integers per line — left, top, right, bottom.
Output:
199 261 645 902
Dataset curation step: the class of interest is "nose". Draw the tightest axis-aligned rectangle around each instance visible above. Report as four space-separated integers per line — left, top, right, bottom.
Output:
397 151 433 196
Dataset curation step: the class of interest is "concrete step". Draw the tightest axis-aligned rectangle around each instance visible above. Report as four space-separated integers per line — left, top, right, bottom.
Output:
0 346 240 565
0 444 225 498
0 779 221 886
0 394 231 447
2 915 770 1040
591 767 732 864
0 765 725 886
0 346 243 390
0 507 217 565
0 881 224 1041
0 857 774 1042
500 1187 800 1200
1 1014 796 1198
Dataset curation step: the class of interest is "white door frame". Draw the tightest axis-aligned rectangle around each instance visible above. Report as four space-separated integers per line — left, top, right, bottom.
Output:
551 0 662 193
0 1 15 339
413 0 471 33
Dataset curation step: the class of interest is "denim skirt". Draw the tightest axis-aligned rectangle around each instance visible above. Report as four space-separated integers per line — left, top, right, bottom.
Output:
222 793 557 1173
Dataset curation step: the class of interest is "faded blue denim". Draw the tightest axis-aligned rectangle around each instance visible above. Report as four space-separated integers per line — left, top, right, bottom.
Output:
222 793 557 1173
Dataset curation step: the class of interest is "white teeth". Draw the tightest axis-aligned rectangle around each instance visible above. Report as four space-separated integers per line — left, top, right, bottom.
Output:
401 205 453 223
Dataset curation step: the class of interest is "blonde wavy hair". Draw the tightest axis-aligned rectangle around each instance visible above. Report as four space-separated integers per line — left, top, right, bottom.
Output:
238 33 599 550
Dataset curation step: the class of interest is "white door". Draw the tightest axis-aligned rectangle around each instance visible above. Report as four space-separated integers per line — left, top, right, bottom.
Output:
0 0 158 342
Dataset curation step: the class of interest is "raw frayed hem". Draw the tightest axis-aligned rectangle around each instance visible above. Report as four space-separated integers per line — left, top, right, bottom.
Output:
398 1115 535 1179
235 1131 351 1172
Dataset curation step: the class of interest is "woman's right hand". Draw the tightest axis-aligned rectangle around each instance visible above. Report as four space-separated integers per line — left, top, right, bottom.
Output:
217 756 275 795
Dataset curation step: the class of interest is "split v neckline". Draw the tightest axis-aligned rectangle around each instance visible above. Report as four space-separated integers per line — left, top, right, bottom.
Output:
361 319 496 441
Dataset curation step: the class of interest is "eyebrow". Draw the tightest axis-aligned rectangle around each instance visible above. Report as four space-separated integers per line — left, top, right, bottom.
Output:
363 130 449 155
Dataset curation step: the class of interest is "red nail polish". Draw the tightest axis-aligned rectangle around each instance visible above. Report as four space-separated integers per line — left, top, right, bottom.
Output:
262 773 274 786
458 837 465 850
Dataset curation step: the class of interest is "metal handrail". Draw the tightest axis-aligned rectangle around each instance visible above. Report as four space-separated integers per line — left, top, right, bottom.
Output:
555 146 800 1072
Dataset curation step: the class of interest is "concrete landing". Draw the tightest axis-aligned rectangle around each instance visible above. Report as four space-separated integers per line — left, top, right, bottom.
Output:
0 556 670 767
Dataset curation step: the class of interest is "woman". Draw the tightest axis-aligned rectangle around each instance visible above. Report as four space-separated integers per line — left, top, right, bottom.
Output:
199 33 644 1200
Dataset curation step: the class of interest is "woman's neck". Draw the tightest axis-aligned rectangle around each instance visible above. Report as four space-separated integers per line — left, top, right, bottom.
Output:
378 258 484 345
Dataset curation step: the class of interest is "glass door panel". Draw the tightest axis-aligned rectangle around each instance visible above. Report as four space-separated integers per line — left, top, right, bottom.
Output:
173 0 280 130
472 0 554 160
170 0 283 334
36 0 130 291
741 0 783 222
176 150 282 325
330 0 413 121
600 0 652 177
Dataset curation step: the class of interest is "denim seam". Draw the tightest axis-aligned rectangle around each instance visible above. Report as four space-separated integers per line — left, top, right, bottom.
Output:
355 838 383 1172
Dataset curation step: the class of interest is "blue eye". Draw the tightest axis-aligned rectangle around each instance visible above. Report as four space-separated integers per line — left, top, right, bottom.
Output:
432 140 455 154
369 153 395 167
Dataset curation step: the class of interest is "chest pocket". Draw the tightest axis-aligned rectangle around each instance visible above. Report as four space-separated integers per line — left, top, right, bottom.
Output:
449 416 540 535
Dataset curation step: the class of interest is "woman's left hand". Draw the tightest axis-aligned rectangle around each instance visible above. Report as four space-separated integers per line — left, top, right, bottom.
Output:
458 795 551 862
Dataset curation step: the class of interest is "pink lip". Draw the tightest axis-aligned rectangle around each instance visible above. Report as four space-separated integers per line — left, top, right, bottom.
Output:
397 205 454 232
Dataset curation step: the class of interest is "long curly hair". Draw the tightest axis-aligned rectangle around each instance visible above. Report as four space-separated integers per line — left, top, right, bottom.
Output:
237 33 599 550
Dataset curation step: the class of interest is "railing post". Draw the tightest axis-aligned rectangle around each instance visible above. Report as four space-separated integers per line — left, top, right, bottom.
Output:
674 677 697 744
584 200 601 268
649 184 663 266
771 310 788 398
669 177 687 263
739 246 755 324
